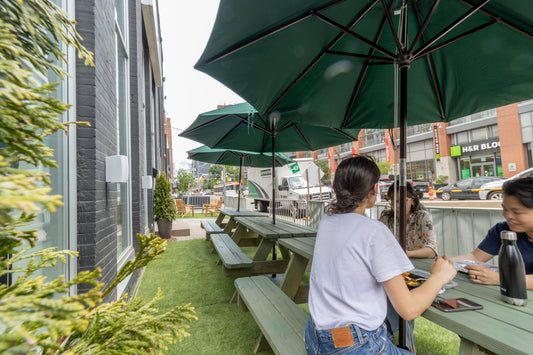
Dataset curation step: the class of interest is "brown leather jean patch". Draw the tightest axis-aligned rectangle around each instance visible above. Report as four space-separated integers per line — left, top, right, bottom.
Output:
330 326 355 348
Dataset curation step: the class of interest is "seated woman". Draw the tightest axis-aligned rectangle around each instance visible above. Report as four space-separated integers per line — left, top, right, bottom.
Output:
305 156 456 355
380 182 438 258
445 176 533 289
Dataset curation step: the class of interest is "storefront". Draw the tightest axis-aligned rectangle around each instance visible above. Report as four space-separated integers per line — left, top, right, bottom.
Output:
449 138 502 179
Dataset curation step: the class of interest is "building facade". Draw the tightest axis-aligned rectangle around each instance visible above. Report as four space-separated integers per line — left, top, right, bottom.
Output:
30 0 168 301
307 100 533 184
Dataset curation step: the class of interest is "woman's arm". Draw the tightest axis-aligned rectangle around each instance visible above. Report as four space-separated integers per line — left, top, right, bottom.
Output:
383 258 457 321
406 246 436 258
446 248 494 263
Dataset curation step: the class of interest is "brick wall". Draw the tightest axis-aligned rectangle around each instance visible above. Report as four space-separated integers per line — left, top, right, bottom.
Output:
76 0 118 299
497 104 527 177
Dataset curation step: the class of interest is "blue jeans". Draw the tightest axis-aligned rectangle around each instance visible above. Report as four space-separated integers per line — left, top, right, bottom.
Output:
305 317 412 355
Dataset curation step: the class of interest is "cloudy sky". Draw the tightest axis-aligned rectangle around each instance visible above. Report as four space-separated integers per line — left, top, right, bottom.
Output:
158 0 244 170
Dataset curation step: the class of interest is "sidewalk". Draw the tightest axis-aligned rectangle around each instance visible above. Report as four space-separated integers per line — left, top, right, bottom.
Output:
171 218 205 241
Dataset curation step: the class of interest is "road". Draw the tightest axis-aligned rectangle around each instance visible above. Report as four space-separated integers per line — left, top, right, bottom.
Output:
421 199 502 208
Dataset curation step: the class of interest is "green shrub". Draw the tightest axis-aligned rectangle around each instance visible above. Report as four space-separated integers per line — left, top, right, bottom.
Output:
154 173 177 221
0 0 196 353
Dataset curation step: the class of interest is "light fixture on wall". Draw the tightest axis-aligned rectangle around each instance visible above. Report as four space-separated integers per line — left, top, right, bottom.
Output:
105 155 128 183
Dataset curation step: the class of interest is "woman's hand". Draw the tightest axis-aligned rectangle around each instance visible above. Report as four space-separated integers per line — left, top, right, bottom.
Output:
465 265 499 285
430 257 457 287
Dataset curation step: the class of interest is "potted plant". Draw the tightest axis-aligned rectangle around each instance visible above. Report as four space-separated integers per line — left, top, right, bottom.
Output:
153 173 176 238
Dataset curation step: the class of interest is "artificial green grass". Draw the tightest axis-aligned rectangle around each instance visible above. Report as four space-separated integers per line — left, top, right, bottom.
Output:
136 239 460 354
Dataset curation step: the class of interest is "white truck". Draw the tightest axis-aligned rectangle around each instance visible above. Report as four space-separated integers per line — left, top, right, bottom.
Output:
247 158 334 212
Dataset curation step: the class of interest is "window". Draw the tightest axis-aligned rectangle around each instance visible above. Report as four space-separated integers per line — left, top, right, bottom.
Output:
520 112 533 143
362 129 385 147
115 0 132 260
470 127 487 141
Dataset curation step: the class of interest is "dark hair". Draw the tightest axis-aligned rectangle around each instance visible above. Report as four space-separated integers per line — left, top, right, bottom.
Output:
503 176 533 208
326 155 380 214
386 181 425 213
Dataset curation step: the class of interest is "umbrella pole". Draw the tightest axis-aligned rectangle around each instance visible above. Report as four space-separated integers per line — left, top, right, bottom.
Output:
398 62 409 350
271 134 276 224
238 157 243 211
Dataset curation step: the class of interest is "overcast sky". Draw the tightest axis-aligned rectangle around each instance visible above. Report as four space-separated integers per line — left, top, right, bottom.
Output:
158 0 243 171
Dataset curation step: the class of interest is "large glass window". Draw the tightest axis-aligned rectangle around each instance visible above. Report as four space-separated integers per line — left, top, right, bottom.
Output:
362 129 385 147
17 0 74 284
520 111 533 143
115 0 132 259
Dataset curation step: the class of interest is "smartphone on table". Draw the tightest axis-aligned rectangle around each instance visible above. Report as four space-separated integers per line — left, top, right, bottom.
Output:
432 298 483 312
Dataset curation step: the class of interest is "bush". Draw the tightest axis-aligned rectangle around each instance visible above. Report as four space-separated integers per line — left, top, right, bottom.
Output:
154 173 177 221
0 1 196 353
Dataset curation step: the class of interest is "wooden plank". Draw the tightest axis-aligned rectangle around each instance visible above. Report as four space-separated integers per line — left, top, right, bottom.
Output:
211 233 252 269
412 258 533 355
279 237 315 259
234 276 307 355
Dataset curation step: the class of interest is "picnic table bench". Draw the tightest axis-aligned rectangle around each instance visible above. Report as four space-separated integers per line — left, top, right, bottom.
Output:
200 220 224 241
210 233 253 274
235 276 307 355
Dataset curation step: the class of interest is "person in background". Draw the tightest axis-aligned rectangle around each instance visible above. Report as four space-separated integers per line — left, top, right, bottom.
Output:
380 182 438 258
445 177 533 289
305 156 456 355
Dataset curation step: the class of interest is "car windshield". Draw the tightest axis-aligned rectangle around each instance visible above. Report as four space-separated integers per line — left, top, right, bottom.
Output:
288 176 308 189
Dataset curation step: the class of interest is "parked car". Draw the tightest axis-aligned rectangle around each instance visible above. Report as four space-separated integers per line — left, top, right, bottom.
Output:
378 174 430 200
435 176 502 201
478 167 533 200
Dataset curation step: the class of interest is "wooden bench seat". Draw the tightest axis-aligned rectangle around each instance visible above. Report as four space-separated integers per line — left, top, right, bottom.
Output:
201 219 223 241
210 233 253 274
234 276 307 355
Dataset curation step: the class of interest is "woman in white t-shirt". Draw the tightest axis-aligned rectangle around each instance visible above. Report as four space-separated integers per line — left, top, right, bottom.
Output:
305 156 456 355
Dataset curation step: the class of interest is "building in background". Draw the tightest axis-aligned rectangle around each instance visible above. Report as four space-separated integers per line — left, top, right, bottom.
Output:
291 100 533 184
30 0 168 301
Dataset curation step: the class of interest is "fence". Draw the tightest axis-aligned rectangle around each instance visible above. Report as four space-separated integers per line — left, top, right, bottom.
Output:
224 196 505 259
181 195 220 208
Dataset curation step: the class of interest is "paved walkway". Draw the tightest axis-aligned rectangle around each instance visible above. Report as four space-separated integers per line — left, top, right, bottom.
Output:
170 218 205 241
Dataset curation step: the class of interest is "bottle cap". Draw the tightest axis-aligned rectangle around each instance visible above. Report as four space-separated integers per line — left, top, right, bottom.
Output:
501 230 517 240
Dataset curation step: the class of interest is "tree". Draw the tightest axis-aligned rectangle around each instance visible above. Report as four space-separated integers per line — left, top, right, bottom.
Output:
315 160 330 183
376 161 393 175
174 169 195 195
0 1 196 353
208 164 223 181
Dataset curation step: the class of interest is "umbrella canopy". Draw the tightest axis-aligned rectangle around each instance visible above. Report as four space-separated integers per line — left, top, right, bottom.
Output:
187 145 294 167
195 0 533 129
180 102 359 222
193 1 533 347
180 102 359 153
187 146 295 210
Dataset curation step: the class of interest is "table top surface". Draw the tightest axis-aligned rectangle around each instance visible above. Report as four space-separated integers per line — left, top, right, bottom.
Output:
217 208 265 218
278 237 533 355
234 216 317 239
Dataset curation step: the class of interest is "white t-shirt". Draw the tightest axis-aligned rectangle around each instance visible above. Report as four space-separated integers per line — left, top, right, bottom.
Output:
308 212 413 331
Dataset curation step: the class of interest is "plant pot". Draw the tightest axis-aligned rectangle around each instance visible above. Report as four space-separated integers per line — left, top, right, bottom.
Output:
156 220 173 239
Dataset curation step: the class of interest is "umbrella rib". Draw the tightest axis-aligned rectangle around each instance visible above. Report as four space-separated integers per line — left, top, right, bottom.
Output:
215 151 230 165
411 0 445 120
458 0 533 40
313 10 396 59
408 0 441 54
292 126 314 151
200 0 347 66
412 0 490 58
414 19 496 60
327 50 394 64
378 0 403 53
211 120 247 148
179 114 232 135
266 0 380 114
342 3 393 128
331 127 357 141
234 114 272 134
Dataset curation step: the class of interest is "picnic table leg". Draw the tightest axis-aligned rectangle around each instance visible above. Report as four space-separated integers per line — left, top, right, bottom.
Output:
214 213 225 226
254 334 271 354
231 224 248 244
280 253 309 300
459 338 493 355
253 239 275 261
223 217 237 234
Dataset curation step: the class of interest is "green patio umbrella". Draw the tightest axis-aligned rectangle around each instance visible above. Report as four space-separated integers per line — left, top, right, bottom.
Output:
186 146 294 211
193 0 533 347
180 102 359 223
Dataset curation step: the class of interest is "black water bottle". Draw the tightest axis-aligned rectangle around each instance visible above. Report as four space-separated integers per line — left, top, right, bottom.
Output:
498 230 527 306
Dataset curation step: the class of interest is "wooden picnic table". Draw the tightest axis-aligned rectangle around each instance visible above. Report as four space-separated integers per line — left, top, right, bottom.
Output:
412 258 533 355
232 216 316 261
277 237 533 355
215 207 266 233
